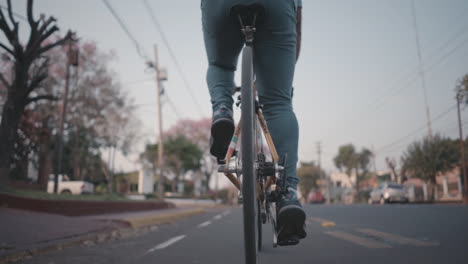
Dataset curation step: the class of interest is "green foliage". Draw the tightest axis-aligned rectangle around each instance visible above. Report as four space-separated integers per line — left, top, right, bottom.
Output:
401 134 459 184
164 136 203 173
456 74 468 106
333 144 373 192
297 162 322 200
141 135 203 193
333 144 356 177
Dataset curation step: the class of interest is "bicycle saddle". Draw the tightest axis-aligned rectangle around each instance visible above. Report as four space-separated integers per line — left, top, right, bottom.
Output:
230 4 265 26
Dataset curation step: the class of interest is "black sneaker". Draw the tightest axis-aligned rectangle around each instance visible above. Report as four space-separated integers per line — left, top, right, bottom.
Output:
277 187 307 244
210 105 234 160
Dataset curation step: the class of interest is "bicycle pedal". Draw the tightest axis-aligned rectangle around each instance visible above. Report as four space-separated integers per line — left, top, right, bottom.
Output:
277 238 299 246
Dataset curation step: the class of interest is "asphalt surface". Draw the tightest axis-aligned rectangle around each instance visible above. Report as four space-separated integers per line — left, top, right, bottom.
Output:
16 204 468 264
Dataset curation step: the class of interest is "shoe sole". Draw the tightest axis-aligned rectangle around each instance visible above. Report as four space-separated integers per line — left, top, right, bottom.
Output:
277 205 307 241
210 118 235 159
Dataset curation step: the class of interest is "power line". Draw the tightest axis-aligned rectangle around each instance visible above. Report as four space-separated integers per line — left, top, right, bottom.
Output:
122 78 153 87
411 0 432 136
102 0 149 60
142 0 206 118
370 33 468 114
0 5 27 21
165 93 183 120
376 104 457 153
328 7 468 139
369 2 468 106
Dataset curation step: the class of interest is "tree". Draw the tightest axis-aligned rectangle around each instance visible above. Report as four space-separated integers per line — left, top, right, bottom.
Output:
334 144 356 178
164 118 215 193
401 134 459 199
334 144 372 193
297 162 321 202
141 135 203 193
0 0 72 182
1 36 138 189
456 74 468 106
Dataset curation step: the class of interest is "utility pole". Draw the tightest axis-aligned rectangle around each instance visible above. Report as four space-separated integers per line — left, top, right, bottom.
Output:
456 92 468 203
149 45 168 201
411 0 433 137
317 142 330 204
54 38 78 193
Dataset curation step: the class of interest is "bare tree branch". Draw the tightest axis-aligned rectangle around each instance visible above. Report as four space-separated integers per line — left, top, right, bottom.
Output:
6 0 16 27
0 42 14 55
26 0 36 28
0 72 10 88
26 94 58 105
5 0 19 45
38 17 56 36
0 7 13 38
37 30 72 55
38 25 58 45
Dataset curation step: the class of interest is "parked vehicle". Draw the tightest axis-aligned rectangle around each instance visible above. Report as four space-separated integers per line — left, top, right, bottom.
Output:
47 175 94 195
368 182 409 204
308 191 325 204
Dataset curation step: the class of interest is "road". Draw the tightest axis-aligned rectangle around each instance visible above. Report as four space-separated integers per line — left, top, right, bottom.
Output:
19 204 468 264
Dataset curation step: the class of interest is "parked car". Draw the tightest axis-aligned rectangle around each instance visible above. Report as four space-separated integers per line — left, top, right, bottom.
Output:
308 191 325 204
368 182 409 204
47 175 94 195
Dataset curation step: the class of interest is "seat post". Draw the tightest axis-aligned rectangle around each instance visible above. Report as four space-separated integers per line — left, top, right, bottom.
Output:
237 14 257 45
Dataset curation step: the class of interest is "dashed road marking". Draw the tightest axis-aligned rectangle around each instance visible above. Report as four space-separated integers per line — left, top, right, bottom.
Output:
357 228 440 247
222 210 231 217
325 231 391 249
213 214 223 220
197 220 212 228
309 217 333 224
147 235 186 252
321 221 336 228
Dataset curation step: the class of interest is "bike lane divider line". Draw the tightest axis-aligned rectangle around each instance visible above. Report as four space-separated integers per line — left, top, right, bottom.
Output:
213 214 223 220
197 220 212 228
308 217 336 227
222 210 232 217
325 231 391 249
147 235 186 252
357 228 440 247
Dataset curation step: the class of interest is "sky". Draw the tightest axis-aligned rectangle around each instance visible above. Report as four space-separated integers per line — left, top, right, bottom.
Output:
2 0 468 185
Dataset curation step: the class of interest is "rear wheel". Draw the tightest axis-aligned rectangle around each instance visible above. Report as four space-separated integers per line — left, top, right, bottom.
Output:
257 200 262 251
241 46 257 264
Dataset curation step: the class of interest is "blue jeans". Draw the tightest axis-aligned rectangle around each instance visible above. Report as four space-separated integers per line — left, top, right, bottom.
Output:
201 0 299 189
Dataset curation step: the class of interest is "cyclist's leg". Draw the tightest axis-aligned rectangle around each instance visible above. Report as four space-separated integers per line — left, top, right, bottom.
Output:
254 0 306 242
201 0 244 112
201 0 244 158
254 0 299 190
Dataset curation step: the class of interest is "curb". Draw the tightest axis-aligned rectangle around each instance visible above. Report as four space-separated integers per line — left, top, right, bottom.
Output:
123 208 206 228
0 208 207 264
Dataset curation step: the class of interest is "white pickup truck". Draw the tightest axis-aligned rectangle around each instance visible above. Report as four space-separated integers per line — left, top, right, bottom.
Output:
47 175 94 195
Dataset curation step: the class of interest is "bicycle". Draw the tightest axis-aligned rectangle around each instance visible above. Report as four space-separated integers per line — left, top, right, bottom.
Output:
217 4 300 264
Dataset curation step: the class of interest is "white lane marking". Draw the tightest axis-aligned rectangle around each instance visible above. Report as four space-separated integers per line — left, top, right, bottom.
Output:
222 210 231 217
357 229 440 247
213 214 223 220
147 235 186 252
325 231 391 249
197 220 212 228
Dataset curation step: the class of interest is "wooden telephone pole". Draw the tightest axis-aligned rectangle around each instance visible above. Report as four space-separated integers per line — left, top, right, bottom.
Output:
456 92 468 203
151 45 167 200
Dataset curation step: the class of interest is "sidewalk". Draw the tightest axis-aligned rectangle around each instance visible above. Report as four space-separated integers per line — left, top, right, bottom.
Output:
0 206 207 262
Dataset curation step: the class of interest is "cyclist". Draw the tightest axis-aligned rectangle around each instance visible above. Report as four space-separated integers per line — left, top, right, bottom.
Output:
201 0 306 243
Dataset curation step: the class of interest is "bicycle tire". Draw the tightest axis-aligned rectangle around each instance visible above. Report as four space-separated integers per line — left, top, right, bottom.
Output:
257 199 262 252
241 45 258 264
